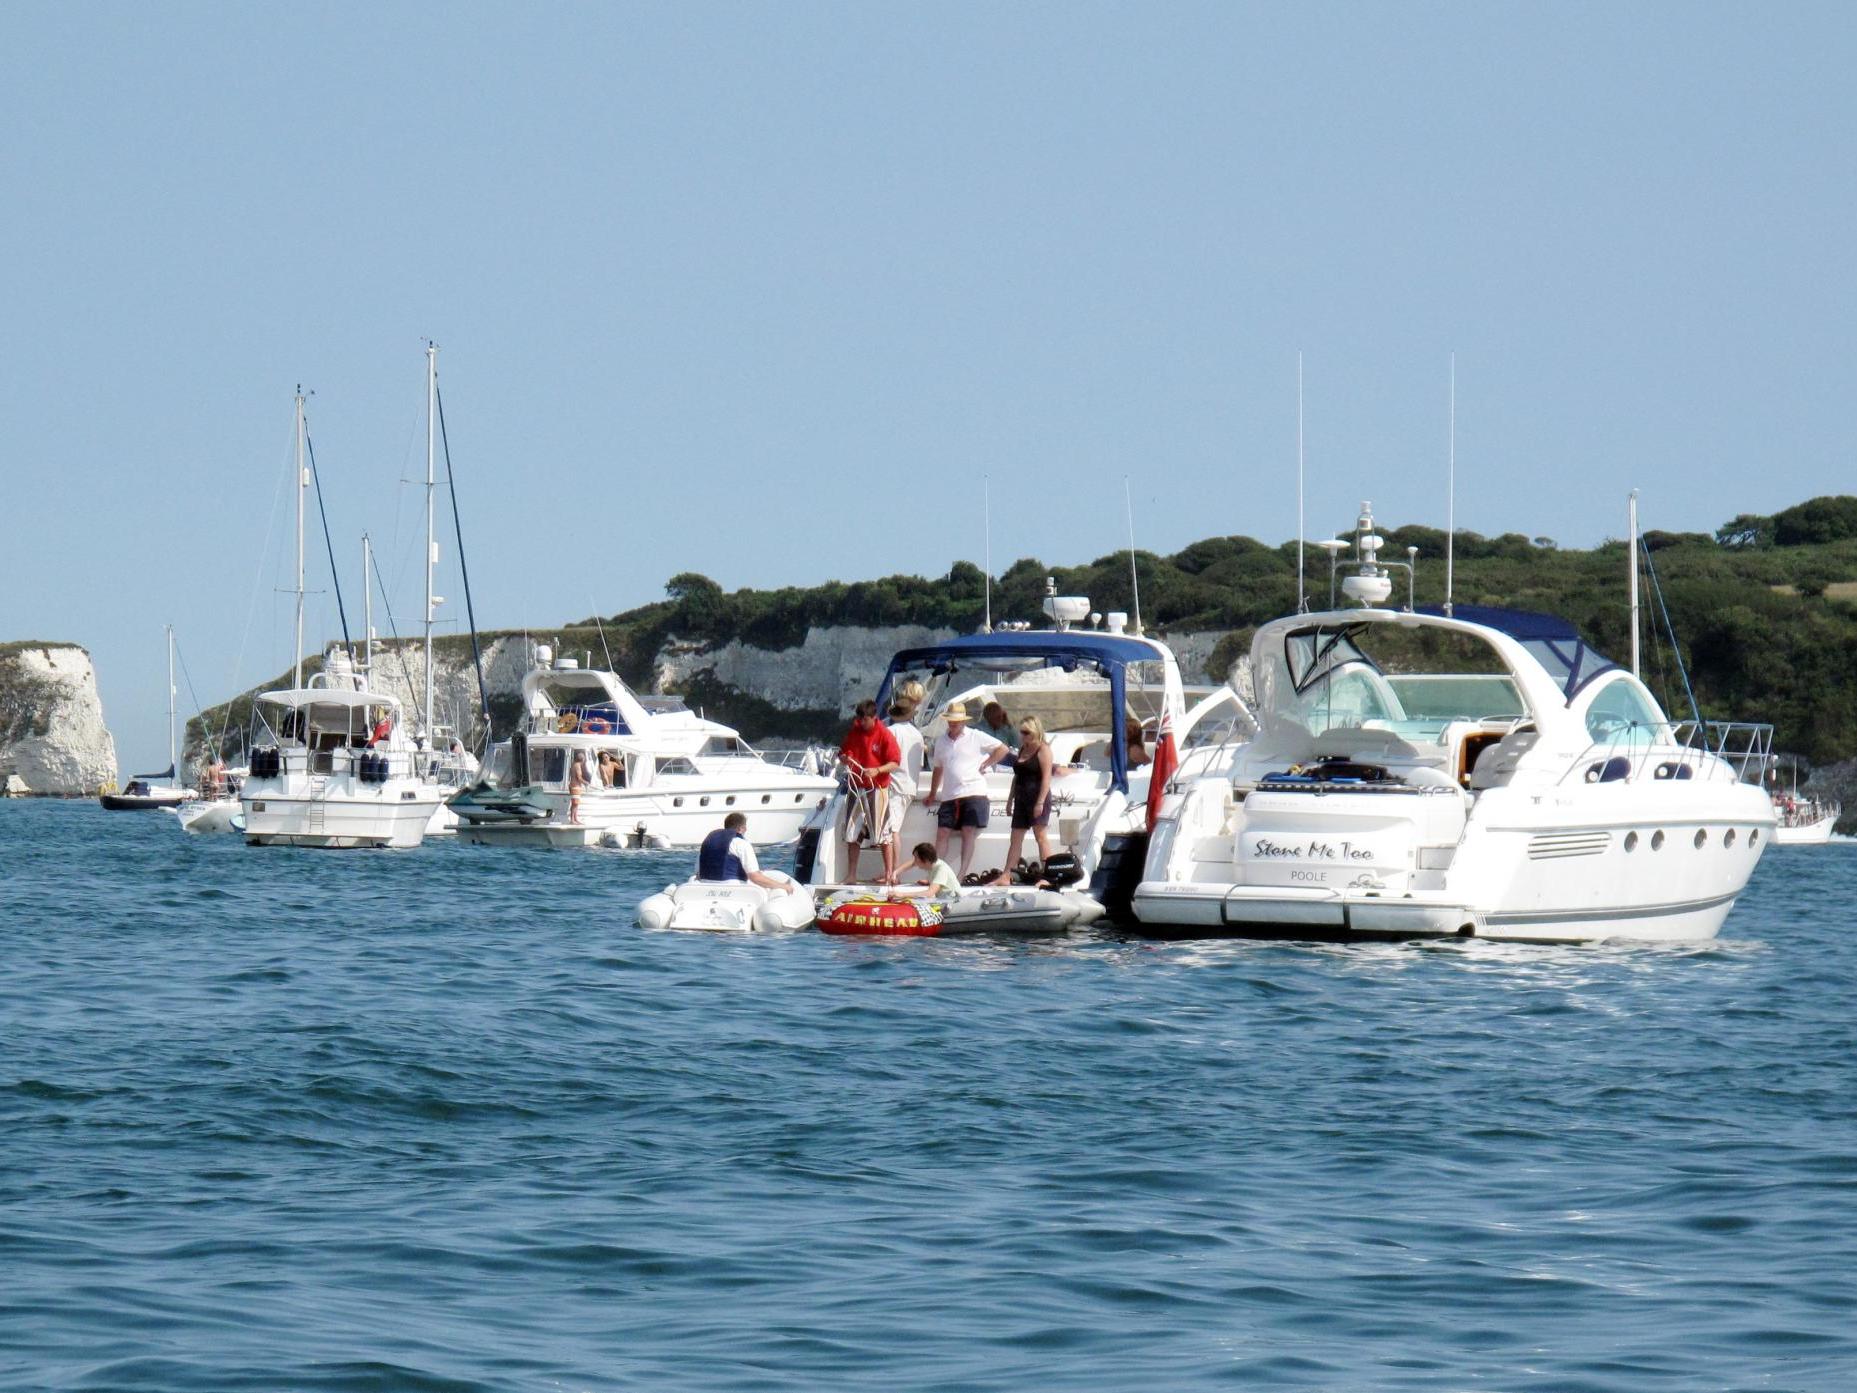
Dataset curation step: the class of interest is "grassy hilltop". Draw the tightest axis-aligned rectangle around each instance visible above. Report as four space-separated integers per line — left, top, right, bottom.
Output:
190 496 1857 765
572 495 1857 763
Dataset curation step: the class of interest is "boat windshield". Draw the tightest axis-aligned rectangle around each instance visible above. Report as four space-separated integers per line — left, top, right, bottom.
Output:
900 658 1174 735
1266 623 1527 739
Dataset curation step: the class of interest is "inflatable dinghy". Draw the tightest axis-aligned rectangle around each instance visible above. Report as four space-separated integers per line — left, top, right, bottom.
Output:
637 878 814 932
816 886 1104 937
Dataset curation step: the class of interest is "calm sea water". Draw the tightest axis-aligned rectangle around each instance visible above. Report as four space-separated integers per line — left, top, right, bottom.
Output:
3 800 1855 1392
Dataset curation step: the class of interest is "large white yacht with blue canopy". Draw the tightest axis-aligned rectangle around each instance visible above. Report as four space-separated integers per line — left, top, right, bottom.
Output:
793 593 1251 904
1134 505 1776 944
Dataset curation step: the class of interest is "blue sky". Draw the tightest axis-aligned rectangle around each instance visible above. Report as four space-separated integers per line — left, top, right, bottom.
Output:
3 3 1854 768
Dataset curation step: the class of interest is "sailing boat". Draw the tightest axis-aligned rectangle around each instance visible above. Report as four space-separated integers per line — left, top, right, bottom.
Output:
100 626 191 811
239 389 444 848
406 343 476 835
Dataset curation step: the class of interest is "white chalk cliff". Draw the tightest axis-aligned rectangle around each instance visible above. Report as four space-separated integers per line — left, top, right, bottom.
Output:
0 643 118 793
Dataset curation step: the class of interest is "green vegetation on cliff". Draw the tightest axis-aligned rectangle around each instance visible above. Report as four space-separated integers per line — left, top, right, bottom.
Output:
578 496 1857 761
189 496 1857 763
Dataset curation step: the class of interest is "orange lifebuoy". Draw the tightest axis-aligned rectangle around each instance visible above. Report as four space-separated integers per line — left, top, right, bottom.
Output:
580 715 613 735
817 894 947 937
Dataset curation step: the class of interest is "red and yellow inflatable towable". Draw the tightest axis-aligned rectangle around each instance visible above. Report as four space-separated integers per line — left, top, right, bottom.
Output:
816 892 948 937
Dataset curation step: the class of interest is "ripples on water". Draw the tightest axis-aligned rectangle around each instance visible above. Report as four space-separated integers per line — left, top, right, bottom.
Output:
3 800 1854 1390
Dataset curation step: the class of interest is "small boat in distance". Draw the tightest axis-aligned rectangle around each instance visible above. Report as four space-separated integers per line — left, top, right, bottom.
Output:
101 626 190 812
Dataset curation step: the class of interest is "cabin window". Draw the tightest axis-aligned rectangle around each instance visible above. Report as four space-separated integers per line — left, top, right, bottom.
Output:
528 747 569 787
654 756 700 777
1584 681 1665 746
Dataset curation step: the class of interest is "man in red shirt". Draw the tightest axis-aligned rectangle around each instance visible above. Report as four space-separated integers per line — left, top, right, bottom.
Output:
838 698 901 883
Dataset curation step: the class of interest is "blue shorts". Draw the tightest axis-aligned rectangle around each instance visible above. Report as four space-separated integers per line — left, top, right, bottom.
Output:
937 795 989 831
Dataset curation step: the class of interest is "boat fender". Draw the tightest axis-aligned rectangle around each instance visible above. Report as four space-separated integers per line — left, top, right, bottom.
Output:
638 888 677 930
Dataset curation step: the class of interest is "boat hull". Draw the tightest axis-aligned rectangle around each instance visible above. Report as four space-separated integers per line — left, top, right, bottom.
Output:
242 791 441 849
638 880 815 932
177 799 242 835
1136 781 1775 945
455 787 823 850
816 886 1104 937
101 791 190 811
1773 813 1837 845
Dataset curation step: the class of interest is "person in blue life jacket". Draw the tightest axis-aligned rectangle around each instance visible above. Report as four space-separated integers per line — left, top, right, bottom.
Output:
695 812 790 892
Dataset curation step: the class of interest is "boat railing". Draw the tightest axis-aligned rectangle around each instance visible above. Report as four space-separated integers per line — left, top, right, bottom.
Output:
1559 720 1773 787
264 745 414 780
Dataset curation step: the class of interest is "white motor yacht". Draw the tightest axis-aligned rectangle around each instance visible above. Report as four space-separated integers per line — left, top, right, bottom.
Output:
1134 504 1776 944
240 647 443 848
450 645 836 848
1772 791 1839 845
795 591 1251 903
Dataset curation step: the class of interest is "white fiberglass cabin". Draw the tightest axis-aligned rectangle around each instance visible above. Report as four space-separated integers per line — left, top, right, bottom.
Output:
1135 514 1776 944
450 646 836 849
241 648 444 849
795 599 1252 898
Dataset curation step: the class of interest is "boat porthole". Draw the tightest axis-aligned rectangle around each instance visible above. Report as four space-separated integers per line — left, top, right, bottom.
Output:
1651 830 1666 851
673 797 683 807
1750 828 1760 845
1725 828 1738 848
1624 831 1639 852
1694 828 1708 849
725 795 735 806
700 796 710 807
794 794 803 804
761 794 771 804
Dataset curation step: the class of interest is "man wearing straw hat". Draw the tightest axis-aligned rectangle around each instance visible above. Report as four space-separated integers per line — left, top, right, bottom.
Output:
837 699 901 884
926 700 1009 879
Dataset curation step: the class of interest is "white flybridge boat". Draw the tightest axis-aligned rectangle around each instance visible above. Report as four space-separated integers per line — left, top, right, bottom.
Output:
241 647 443 848
793 587 1253 912
449 645 837 848
1134 503 1777 944
239 389 444 849
1771 788 1839 845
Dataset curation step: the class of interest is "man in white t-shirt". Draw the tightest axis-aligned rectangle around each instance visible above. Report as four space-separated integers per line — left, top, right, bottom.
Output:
882 699 926 884
925 700 1008 877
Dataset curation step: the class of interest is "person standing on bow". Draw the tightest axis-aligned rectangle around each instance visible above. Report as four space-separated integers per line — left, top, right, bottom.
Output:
926 700 1009 879
838 699 901 884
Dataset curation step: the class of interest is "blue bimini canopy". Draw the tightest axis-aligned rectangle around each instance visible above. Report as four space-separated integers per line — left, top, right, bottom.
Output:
1418 604 1618 702
875 631 1168 795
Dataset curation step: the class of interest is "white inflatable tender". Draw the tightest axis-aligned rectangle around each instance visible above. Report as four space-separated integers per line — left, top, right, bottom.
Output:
637 876 816 933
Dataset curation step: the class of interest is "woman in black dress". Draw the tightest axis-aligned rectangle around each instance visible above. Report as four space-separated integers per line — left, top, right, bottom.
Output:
993 715 1056 883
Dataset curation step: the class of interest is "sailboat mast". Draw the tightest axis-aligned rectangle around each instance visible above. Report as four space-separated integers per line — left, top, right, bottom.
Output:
166 624 176 776
424 343 438 738
294 387 307 690
1628 490 1641 678
362 533 374 676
